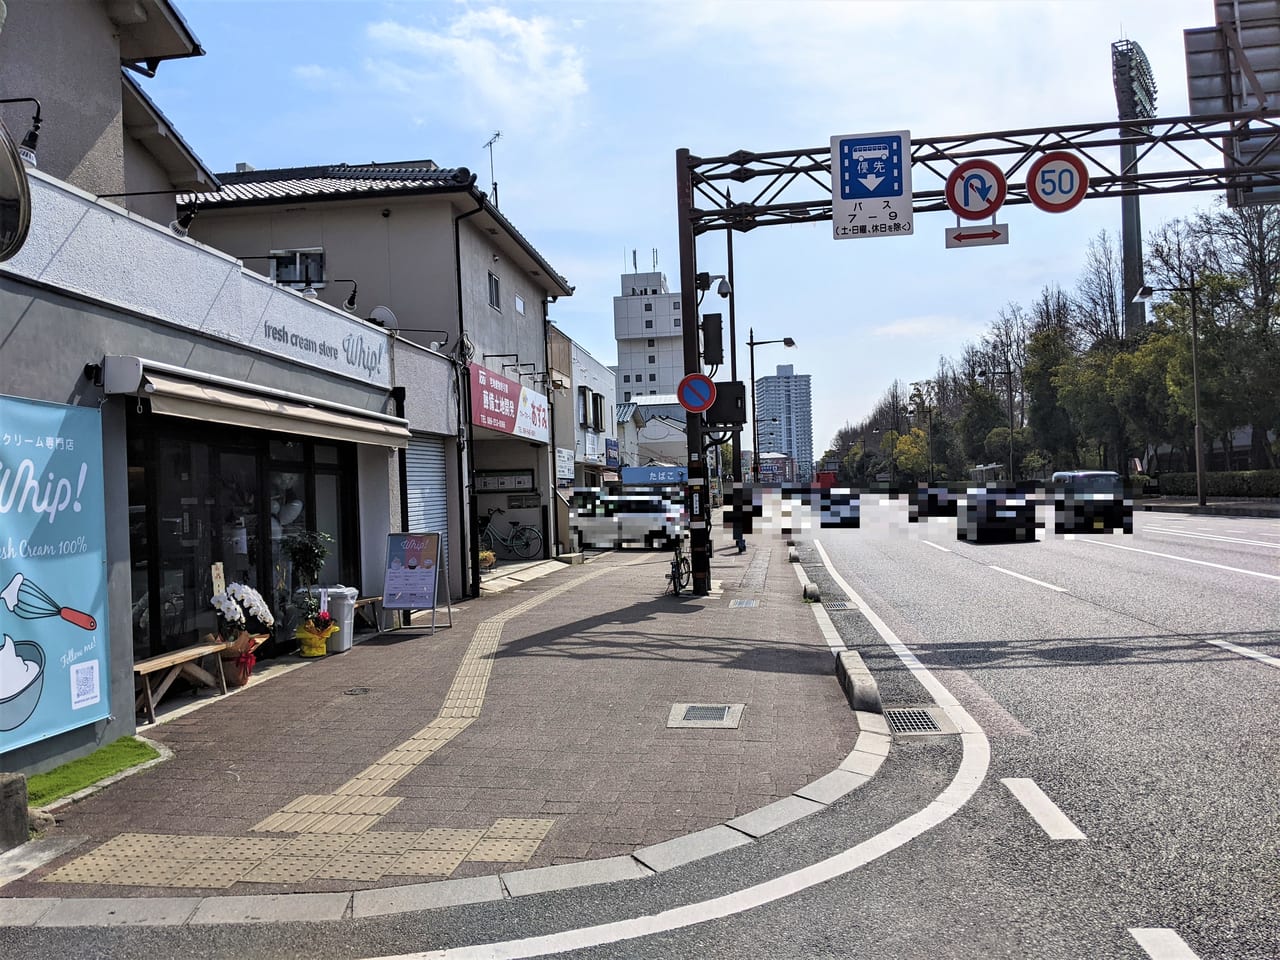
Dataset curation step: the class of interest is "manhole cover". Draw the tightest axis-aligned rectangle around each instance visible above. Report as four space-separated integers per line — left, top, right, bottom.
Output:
684 705 729 722
885 708 941 733
343 687 372 696
729 599 758 608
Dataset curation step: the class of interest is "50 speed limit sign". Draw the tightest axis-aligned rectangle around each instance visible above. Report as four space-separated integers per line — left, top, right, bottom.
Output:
1026 151 1088 213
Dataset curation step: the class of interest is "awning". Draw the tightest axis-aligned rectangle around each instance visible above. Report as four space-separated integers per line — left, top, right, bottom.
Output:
143 372 409 449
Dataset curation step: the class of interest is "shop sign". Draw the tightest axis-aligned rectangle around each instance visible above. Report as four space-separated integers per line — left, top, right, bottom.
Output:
381 532 441 611
0 395 110 753
469 366 549 443
256 318 390 388
605 438 619 467
556 447 575 482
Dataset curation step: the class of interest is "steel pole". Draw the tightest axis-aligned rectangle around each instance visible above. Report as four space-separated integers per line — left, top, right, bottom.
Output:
1189 275 1206 507
727 226 742 481
676 148 710 595
1006 371 1015 481
749 328 759 483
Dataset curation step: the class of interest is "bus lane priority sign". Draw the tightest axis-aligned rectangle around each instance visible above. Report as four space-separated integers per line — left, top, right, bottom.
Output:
832 130 913 240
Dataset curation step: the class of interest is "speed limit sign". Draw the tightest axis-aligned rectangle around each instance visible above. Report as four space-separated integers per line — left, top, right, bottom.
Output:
1026 151 1089 213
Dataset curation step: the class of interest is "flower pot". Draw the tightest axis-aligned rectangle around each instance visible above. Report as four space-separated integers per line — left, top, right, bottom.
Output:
219 631 267 686
294 623 337 658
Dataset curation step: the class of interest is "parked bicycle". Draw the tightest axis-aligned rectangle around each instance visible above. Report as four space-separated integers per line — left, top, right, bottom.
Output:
667 535 692 596
479 507 544 560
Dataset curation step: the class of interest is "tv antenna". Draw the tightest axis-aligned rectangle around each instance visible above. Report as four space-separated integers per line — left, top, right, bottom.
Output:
483 131 502 209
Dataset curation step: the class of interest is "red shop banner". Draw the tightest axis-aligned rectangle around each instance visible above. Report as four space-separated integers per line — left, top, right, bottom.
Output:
469 365 549 443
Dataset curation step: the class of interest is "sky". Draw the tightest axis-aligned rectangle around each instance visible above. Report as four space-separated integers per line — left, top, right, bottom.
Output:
149 0 1221 455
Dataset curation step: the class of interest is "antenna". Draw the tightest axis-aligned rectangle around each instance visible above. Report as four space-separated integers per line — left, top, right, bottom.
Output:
632 249 637 271
652 247 658 270
483 131 502 209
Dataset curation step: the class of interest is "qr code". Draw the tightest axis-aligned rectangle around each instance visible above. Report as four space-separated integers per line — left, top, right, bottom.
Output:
70 660 100 709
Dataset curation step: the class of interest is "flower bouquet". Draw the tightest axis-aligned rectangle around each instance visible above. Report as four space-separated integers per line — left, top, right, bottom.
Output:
209 583 275 686
294 608 337 658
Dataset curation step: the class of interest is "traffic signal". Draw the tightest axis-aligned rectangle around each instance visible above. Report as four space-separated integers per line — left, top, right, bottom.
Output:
701 312 724 365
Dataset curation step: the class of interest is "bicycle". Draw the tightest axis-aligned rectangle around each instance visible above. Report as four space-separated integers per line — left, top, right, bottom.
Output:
479 507 544 560
667 535 692 595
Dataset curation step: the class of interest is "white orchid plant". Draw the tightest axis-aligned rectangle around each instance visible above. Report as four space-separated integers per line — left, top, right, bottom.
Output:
211 582 275 641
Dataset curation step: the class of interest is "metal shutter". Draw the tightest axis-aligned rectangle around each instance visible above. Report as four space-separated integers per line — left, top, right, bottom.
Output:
406 437 449 571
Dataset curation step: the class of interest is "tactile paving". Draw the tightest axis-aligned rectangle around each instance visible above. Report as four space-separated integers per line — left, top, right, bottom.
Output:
92 833 192 856
343 832 421 855
413 828 486 852
389 849 468 876
41 857 144 884
169 860 258 889
484 818 555 840
465 838 543 862
106 859 198 886
314 854 400 882
242 855 331 884
213 837 290 860
275 833 356 856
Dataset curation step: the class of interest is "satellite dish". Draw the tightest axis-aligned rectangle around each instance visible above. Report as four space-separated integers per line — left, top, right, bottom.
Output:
0 118 32 262
368 305 398 330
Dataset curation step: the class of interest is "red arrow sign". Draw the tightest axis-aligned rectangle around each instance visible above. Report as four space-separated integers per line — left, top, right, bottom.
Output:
953 230 1002 242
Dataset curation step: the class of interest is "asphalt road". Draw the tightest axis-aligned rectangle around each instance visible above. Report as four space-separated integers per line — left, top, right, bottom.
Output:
4 507 1276 960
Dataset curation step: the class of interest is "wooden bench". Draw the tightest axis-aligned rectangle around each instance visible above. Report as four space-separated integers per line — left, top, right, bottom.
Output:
134 641 229 724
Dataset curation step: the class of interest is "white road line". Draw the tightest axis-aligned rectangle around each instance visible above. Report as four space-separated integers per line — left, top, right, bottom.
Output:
988 565 1068 592
1000 778 1085 840
1129 927 1202 959
368 544 992 960
1203 637 1280 669
921 540 951 553
1080 538 1280 581
1144 526 1280 549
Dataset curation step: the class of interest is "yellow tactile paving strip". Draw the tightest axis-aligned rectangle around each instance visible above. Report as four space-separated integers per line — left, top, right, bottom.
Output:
43 555 646 890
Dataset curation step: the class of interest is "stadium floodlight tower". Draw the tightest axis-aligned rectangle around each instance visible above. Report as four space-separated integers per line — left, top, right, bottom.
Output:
1113 39 1158 339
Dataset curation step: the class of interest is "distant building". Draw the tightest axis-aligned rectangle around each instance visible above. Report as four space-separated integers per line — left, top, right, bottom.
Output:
614 271 685 402
755 364 814 481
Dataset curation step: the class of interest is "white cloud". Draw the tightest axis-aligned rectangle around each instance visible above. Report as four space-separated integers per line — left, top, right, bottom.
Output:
292 64 348 89
364 8 587 135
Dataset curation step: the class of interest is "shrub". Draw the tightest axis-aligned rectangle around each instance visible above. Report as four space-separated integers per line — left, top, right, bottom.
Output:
1157 469 1280 497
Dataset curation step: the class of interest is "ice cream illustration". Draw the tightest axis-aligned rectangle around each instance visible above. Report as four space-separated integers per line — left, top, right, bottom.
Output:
0 633 39 697
0 633 44 731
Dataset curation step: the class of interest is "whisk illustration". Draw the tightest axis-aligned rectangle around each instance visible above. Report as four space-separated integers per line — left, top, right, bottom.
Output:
1 573 97 631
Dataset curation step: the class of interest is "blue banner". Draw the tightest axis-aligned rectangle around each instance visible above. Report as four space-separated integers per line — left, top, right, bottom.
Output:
621 466 687 485
0 396 110 754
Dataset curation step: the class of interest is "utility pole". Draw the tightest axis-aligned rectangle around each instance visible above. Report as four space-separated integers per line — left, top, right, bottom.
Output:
483 131 502 209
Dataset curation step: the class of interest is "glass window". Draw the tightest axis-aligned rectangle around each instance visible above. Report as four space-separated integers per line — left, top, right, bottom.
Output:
645 319 653 329
673 301 680 311
644 303 653 312
623 375 630 383
649 373 656 381
515 294 526 316
270 439 304 462
647 339 655 347
624 391 631 401
271 249 325 287
314 443 340 465
648 355 655 364
488 271 501 310
674 317 681 327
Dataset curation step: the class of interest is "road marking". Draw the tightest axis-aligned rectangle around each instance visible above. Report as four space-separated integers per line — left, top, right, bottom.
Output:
1202 637 1280 669
1129 928 1202 959
921 540 951 553
1145 526 1279 549
1000 778 1085 839
367 545 991 960
988 565 1067 592
1080 538 1280 581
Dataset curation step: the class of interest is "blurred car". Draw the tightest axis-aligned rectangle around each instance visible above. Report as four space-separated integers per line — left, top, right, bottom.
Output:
957 484 1041 543
569 485 686 550
1051 470 1132 534
907 483 961 522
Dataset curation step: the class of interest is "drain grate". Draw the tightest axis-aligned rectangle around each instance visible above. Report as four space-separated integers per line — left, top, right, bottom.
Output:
683 705 729 722
824 601 852 611
885 708 941 733
729 599 758 608
344 687 371 696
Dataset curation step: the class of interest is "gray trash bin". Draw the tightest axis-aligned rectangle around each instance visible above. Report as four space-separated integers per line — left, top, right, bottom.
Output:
324 585 359 653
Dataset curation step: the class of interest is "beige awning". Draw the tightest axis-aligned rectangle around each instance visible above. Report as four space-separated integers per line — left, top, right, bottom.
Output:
144 372 410 449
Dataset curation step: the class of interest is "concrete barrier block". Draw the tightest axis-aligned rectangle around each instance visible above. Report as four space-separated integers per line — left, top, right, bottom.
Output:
835 650 882 714
0 774 28 852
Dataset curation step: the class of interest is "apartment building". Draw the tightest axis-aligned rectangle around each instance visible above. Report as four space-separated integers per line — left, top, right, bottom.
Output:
754 364 814 481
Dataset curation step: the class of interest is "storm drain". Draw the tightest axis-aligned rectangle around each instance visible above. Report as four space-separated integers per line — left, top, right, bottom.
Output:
667 703 744 729
343 687 372 696
823 601 853 611
729 599 759 608
885 708 942 734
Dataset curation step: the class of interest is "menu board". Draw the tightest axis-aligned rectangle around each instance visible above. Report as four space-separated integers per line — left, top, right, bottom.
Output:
381 532 441 610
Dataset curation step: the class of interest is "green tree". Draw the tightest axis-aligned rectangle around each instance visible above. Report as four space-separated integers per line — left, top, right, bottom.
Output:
958 387 1004 464
1024 325 1079 470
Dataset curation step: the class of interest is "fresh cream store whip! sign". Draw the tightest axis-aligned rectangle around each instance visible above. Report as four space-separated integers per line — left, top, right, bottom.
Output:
257 317 391 388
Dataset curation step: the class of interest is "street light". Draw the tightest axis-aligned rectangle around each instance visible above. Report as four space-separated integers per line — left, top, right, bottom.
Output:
977 365 1015 481
1134 275 1206 506
747 328 796 482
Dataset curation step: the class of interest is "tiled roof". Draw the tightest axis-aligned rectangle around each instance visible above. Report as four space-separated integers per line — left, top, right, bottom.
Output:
177 163 473 205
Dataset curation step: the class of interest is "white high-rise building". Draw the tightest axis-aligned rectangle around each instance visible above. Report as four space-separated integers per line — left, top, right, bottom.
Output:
755 364 813 481
613 271 685 402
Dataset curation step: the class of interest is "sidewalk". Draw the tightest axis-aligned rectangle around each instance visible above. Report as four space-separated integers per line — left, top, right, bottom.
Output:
1138 496 1280 518
1 532 858 904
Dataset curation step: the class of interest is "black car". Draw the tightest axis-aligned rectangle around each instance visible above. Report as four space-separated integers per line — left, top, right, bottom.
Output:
1051 470 1132 534
907 483 961 522
957 484 1041 543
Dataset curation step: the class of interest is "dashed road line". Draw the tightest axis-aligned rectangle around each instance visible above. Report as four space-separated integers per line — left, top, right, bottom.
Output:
1000 778 1085 840
1202 637 1280 670
988 565 1067 592
1080 538 1280 581
1144 526 1280 549
1129 927 1202 959
921 540 951 553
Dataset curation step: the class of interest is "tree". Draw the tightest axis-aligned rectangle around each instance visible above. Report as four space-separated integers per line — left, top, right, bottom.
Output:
1024 325 1079 469
893 428 930 481
958 386 1004 464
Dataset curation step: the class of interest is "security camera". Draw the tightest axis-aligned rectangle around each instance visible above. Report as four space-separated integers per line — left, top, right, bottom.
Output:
381 208 391 218
716 278 732 298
